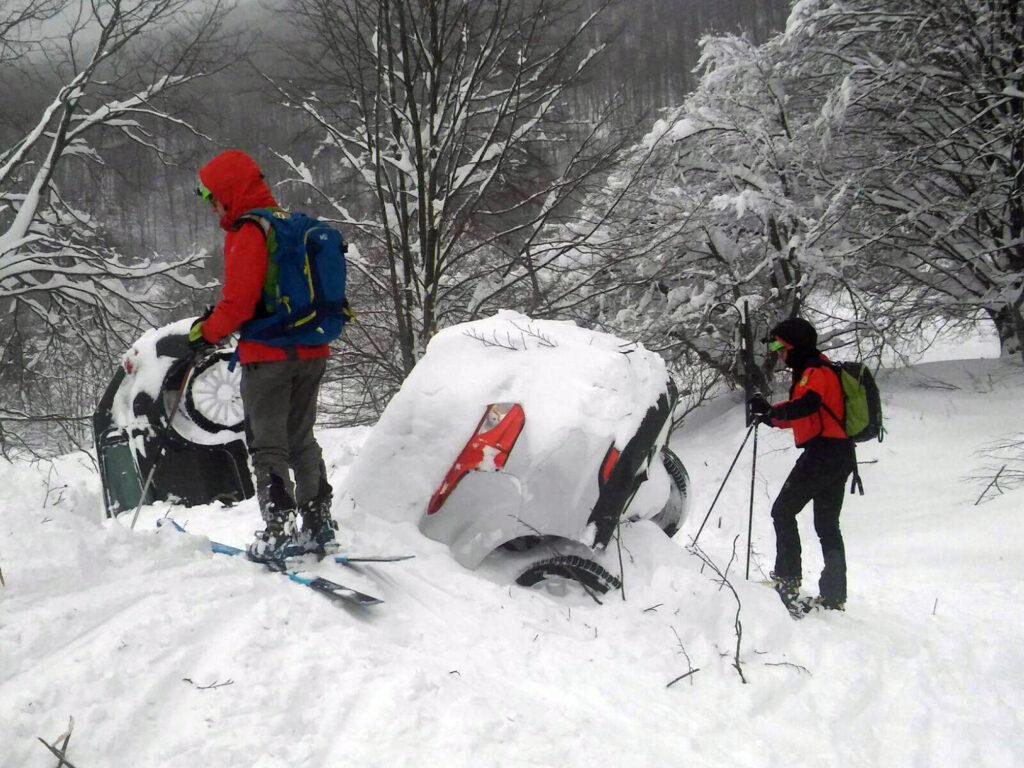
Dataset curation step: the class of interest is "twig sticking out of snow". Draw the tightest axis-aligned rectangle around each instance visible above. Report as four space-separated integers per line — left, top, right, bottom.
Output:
37 716 76 768
464 329 523 350
463 323 559 352
688 537 747 684
510 321 556 348
666 627 700 688
666 668 701 688
764 661 810 675
974 464 1007 505
182 678 234 690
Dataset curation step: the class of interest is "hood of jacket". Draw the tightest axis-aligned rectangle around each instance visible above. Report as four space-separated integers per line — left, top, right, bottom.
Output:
198 150 277 229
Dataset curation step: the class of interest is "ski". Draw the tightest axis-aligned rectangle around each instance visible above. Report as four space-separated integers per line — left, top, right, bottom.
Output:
264 560 382 607
195 529 413 564
334 553 415 564
159 518 383 607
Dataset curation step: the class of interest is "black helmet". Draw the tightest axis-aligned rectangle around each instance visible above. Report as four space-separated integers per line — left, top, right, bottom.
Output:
770 317 817 351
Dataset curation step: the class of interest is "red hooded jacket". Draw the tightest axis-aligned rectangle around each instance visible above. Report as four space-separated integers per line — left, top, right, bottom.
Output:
197 150 330 364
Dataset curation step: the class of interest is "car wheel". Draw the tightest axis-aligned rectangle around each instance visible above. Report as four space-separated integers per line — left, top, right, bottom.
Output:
516 555 622 594
651 446 689 538
183 352 244 434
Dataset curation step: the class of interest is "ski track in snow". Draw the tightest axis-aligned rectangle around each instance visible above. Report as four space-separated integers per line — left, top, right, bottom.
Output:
2 357 1024 766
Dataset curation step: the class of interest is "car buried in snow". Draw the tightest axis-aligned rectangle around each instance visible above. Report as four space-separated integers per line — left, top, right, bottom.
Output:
343 311 691 595
93 319 253 517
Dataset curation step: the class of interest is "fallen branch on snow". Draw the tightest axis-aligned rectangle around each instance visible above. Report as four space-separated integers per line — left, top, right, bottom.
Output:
666 626 700 688
183 678 234 690
764 661 810 675
38 716 77 768
687 536 747 684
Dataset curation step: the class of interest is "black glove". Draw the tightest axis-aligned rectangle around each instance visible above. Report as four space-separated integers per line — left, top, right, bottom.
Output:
747 394 773 425
187 307 215 356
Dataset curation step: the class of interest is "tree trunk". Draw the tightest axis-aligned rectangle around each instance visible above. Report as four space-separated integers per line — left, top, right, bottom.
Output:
990 304 1024 362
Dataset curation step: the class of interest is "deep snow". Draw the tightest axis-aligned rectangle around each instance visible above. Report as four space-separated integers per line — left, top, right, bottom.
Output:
2 352 1023 767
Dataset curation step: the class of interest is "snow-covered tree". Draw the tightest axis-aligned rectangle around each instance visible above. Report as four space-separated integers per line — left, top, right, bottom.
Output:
0 0 231 453
268 0 634 393
573 31 853 396
581 0 1024 401
785 0 1024 359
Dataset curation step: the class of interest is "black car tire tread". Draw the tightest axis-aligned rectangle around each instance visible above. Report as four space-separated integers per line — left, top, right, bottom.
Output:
516 555 622 594
661 446 689 497
652 446 689 538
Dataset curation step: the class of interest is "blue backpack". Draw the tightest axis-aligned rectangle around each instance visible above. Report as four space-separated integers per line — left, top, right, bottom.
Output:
238 208 349 348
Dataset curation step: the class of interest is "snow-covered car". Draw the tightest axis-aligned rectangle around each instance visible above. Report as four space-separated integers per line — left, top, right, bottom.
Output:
341 311 690 593
93 319 253 517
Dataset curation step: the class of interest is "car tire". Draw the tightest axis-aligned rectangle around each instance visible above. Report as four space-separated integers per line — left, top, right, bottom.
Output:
516 555 622 594
183 351 245 434
651 446 689 538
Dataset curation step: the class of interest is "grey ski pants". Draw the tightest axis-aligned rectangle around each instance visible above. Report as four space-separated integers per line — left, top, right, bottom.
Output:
240 357 328 516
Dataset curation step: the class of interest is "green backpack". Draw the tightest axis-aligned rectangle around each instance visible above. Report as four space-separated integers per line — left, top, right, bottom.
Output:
822 361 884 495
823 361 884 443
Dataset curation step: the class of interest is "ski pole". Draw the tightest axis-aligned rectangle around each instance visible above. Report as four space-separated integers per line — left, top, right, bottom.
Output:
692 423 754 547
745 423 759 580
129 361 196 531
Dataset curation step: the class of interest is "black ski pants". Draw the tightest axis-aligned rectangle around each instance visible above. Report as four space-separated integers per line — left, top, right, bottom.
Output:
771 437 855 604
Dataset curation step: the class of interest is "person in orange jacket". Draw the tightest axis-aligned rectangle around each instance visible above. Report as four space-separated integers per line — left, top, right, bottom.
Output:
188 149 339 562
747 317 854 611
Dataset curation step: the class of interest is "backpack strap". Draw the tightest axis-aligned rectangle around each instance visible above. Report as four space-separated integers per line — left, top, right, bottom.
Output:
236 214 271 235
821 402 845 434
819 363 848 437
849 445 864 495
821 364 864 494
236 208 278 235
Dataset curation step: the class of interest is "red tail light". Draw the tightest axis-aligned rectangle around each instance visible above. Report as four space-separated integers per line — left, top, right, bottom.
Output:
124 348 138 375
600 444 620 486
427 403 526 516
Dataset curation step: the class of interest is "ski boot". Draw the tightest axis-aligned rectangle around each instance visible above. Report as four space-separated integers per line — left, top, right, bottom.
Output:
770 572 810 619
808 595 846 612
299 478 340 557
247 474 304 564
246 510 304 564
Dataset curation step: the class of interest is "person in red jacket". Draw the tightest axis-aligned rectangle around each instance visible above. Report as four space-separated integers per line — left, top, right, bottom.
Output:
188 149 339 562
747 317 854 612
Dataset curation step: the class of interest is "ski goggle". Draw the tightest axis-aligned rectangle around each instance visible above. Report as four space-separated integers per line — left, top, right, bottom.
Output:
195 181 215 203
768 338 790 353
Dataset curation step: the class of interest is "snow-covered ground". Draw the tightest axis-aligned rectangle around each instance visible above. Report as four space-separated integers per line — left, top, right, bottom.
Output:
2 353 1023 767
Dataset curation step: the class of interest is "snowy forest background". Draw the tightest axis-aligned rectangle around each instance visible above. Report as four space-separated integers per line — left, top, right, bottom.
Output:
1 0 1022 458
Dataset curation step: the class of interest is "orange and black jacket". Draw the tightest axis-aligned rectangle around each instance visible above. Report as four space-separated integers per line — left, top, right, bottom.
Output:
197 150 330 365
769 356 846 447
